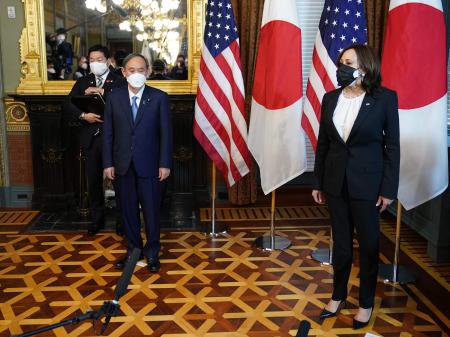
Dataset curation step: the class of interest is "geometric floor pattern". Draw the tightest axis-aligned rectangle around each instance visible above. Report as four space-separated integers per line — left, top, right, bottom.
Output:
0 226 448 337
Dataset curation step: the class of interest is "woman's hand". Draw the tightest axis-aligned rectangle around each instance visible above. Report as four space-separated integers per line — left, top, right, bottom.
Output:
312 189 326 204
376 196 393 212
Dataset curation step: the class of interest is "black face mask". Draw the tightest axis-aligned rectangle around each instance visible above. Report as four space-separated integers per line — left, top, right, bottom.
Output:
336 64 359 87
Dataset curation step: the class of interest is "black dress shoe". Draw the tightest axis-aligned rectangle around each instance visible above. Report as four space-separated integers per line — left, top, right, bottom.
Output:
353 308 373 329
115 255 128 270
115 253 143 270
319 300 346 320
115 226 124 236
146 257 160 272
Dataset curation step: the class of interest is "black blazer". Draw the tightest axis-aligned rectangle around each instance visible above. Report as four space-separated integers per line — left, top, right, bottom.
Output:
103 85 173 177
64 72 126 149
314 87 400 201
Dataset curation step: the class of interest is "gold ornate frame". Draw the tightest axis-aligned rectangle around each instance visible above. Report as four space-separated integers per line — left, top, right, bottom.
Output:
16 0 205 95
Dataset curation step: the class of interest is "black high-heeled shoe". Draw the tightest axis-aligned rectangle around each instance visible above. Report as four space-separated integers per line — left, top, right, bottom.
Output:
353 307 373 329
319 300 346 320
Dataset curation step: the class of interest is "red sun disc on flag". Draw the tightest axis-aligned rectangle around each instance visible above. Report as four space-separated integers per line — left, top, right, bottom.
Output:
381 3 446 109
252 20 302 110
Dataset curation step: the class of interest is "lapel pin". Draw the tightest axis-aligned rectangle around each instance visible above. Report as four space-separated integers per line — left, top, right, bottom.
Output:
366 102 371 106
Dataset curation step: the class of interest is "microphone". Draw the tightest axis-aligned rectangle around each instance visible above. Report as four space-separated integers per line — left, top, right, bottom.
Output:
100 248 141 335
296 320 311 337
114 247 141 300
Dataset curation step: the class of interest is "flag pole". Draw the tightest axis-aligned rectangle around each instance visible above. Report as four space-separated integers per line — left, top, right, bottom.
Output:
312 230 333 265
378 200 416 283
254 190 291 251
204 162 229 237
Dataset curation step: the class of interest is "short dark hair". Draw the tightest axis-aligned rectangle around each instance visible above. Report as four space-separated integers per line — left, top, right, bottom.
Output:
88 45 110 59
152 59 166 72
114 50 128 67
122 53 149 69
337 44 381 95
56 28 66 35
177 54 185 60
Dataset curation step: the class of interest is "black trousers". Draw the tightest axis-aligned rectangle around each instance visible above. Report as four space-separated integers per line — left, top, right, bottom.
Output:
84 136 104 229
327 184 380 309
117 163 161 259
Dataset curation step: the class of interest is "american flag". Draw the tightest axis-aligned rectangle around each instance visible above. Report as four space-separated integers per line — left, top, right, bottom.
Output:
302 0 367 151
194 0 251 187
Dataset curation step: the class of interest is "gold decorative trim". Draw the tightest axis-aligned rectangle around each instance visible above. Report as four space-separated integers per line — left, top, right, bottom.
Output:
4 98 30 133
0 108 6 187
16 0 205 95
41 147 65 164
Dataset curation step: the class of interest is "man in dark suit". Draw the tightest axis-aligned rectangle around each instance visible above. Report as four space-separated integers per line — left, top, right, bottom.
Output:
103 53 172 272
65 45 125 235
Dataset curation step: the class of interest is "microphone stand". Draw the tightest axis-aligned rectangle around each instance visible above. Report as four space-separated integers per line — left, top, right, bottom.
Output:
11 248 141 337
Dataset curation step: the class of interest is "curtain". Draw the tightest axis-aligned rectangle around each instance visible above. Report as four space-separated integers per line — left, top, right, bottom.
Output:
227 0 264 205
364 0 390 56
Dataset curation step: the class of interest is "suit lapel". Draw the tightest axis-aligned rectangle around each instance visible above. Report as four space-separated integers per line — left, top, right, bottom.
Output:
103 72 117 91
346 93 376 143
134 85 152 128
119 86 133 128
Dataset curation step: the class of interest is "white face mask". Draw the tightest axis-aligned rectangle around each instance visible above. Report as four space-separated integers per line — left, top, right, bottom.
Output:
127 73 147 88
48 68 56 74
56 34 65 44
90 61 108 76
81 63 88 70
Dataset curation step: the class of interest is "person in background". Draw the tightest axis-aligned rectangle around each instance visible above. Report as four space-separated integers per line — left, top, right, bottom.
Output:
149 59 172 80
312 44 400 329
47 61 61 80
73 56 90 80
111 50 128 77
64 44 125 236
55 28 73 78
170 54 188 80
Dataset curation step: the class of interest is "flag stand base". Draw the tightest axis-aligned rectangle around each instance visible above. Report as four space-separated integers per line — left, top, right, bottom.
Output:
311 248 332 265
203 222 229 237
254 235 291 251
378 264 416 284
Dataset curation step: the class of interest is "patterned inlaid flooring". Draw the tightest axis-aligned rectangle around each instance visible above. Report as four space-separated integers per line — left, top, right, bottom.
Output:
0 226 448 337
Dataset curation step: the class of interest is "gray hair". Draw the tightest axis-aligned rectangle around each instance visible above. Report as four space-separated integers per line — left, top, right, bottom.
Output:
122 53 150 69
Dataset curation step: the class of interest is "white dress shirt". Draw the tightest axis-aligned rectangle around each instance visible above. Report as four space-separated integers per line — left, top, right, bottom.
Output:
128 85 146 108
333 92 365 142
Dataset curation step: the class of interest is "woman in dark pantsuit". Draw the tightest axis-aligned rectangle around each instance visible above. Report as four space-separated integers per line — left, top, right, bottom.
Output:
312 44 400 329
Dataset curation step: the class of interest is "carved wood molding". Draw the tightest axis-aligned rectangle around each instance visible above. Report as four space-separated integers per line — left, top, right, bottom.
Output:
3 98 30 133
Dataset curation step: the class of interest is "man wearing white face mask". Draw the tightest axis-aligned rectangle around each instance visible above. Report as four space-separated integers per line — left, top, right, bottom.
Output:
55 28 73 76
103 53 172 273
65 45 126 236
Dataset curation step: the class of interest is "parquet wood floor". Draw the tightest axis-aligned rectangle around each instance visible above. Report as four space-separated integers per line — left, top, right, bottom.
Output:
1 226 448 337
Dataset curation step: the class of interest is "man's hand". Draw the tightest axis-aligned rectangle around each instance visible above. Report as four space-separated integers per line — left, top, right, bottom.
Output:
376 196 393 213
104 167 115 180
85 86 104 95
159 168 170 181
83 113 103 124
312 189 326 204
